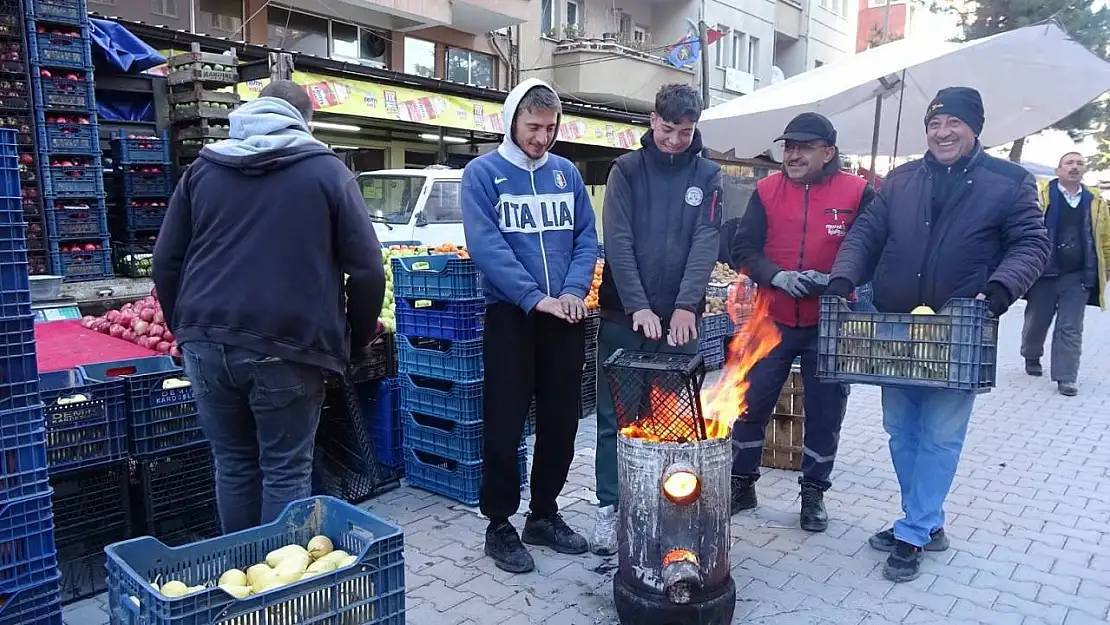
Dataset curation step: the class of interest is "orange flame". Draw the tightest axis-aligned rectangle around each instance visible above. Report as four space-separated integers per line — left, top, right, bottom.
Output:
618 275 782 442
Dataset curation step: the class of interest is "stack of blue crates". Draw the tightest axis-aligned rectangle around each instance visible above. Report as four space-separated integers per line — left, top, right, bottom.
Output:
107 132 171 278
0 127 64 624
698 313 731 370
392 254 525 505
25 0 110 282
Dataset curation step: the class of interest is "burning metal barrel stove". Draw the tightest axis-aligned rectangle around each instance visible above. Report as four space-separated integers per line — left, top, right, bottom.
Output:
603 350 736 625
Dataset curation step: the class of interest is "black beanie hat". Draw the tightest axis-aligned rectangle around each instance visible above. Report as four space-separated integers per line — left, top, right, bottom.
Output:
924 87 985 136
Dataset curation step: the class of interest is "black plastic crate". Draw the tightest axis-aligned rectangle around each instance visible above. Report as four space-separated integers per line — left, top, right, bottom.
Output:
0 113 35 148
49 460 131 547
110 237 154 278
312 442 400 505
344 331 397 385
132 442 215 524
313 380 400 503
142 501 220 547
57 522 130 604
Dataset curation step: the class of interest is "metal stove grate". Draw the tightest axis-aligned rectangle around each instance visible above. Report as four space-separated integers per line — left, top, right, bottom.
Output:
602 350 707 443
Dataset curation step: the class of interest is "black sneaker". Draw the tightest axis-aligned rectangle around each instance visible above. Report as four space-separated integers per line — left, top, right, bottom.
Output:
1025 359 1043 376
730 476 757 515
521 513 588 555
1058 381 1078 397
484 521 535 573
869 527 949 553
799 485 828 533
883 540 923 582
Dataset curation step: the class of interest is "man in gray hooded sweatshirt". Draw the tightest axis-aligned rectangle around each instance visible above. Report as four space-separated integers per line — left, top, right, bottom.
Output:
153 80 385 534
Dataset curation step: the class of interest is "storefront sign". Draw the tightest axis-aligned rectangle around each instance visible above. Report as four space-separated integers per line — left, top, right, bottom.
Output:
235 71 644 150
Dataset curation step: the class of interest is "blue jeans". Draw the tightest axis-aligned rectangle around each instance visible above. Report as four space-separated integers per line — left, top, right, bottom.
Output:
181 341 327 533
881 386 976 548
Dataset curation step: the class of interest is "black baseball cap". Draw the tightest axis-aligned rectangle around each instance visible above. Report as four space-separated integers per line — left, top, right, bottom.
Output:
775 112 837 145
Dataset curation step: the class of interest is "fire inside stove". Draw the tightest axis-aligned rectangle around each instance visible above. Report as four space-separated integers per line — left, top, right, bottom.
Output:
603 291 782 625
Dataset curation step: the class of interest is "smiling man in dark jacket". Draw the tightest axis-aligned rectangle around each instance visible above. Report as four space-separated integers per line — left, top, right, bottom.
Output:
153 80 385 534
590 84 722 556
826 87 1049 583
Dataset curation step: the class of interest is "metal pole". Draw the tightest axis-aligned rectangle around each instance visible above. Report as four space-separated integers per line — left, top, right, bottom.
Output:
699 18 711 107
881 0 893 45
868 94 881 183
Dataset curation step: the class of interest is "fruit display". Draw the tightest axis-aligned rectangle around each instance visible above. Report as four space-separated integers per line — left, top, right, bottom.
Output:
586 259 603 310
80 289 180 356
130 534 357 607
376 244 471 331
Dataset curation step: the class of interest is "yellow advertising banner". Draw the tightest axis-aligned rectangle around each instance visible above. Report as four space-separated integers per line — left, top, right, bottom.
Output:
232 71 644 150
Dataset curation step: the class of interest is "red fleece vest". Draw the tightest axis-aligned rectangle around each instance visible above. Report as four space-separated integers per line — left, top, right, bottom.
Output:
757 171 867 327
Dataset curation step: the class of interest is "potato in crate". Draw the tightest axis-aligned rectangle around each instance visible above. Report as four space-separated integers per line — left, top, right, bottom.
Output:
817 297 998 391
38 369 127 472
105 496 405 625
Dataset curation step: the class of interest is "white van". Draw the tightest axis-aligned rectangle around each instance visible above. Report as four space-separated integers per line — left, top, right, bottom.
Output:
358 166 467 247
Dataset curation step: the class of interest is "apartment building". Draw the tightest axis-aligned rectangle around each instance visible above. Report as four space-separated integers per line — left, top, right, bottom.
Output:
91 0 524 90
856 0 916 51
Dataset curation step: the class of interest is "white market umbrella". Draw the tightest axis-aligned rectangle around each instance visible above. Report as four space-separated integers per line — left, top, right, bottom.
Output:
699 21 1110 159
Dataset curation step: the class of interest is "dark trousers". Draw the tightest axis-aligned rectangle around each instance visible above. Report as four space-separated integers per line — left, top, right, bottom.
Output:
180 341 327 533
1021 273 1089 384
730 324 848 491
479 302 585 524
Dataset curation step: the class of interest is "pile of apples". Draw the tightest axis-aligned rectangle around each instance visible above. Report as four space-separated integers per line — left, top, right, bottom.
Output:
58 241 102 253
38 69 84 83
50 157 90 172
126 134 163 151
80 290 180 357
35 26 82 38
45 114 91 126
127 165 165 175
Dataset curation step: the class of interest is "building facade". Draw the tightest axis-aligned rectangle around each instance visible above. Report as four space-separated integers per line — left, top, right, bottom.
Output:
856 0 914 51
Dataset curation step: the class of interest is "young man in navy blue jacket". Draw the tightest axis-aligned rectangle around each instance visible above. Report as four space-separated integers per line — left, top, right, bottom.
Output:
462 79 599 574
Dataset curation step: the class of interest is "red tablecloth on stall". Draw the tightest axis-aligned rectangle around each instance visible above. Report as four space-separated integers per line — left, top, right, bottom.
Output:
35 320 157 373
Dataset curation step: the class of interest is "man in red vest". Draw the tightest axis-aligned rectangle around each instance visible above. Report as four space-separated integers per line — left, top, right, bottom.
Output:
728 113 874 531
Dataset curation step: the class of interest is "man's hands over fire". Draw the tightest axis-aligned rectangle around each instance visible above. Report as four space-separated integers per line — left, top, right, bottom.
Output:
668 309 698 347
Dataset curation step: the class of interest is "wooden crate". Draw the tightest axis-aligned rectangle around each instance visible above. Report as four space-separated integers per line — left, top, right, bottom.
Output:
761 363 804 470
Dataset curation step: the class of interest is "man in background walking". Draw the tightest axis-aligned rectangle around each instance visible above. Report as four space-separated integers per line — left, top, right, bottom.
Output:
1020 151 1110 396
729 112 874 531
462 79 598 574
591 84 722 556
153 80 386 533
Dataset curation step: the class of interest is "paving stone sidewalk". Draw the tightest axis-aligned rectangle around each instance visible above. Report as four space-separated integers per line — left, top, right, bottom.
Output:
65 302 1110 624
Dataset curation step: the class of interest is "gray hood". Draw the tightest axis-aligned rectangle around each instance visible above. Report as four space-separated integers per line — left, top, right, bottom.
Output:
204 96 328 158
496 78 562 171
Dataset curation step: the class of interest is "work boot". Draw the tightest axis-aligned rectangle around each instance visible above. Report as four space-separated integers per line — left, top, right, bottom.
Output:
485 521 534 573
730 476 757 515
590 505 618 556
1025 358 1043 376
521 512 588 555
799 485 828 532
869 527 950 553
1058 381 1078 397
882 540 923 583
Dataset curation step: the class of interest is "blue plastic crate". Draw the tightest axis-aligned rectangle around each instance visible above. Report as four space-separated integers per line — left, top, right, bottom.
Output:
39 119 98 154
0 490 59 593
78 356 203 457
118 199 168 230
0 314 39 412
38 369 128 472
395 334 483 383
698 336 725 371
0 223 28 259
391 254 479 299
120 169 173 197
0 406 51 502
106 496 406 625
403 444 526 506
817 297 998 392
359 377 402 471
0 253 31 318
33 72 96 111
43 160 103 197
48 240 112 282
27 0 88 25
700 313 731 342
402 409 482 463
0 571 62 625
399 373 482 425
30 31 93 70
110 134 171 164
0 161 17 198
44 200 107 239
396 297 484 341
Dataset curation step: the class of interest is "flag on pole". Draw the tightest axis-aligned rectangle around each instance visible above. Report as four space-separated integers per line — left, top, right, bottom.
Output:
665 29 723 69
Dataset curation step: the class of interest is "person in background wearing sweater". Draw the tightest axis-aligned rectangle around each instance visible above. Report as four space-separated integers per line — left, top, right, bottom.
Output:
1020 152 1110 396
461 79 599 574
153 80 385 534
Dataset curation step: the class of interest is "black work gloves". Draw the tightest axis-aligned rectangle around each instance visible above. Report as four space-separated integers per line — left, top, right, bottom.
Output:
825 277 855 299
980 281 1013 318
771 270 831 299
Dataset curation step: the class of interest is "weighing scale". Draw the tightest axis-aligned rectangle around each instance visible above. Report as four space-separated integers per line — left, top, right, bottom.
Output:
32 297 83 323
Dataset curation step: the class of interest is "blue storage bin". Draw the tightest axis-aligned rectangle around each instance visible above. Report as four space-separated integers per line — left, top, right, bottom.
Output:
117 199 168 231
0 571 62 625
395 334 482 382
105 496 406 625
39 119 98 154
78 356 203 457
119 168 173 197
44 199 108 239
0 406 50 502
359 377 402 470
399 373 482 425
38 368 128 472
0 314 39 412
395 297 484 341
390 254 479 299
402 409 482 463
33 72 96 111
30 31 93 70
43 159 103 197
0 252 31 317
27 0 88 25
110 134 171 164
0 490 59 593
48 239 112 282
404 444 526 506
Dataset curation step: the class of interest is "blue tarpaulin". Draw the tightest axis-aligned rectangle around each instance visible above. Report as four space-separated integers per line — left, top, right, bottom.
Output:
89 18 166 73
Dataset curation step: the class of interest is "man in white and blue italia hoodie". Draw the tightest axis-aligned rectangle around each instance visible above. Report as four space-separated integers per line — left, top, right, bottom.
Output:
462 78 598 574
